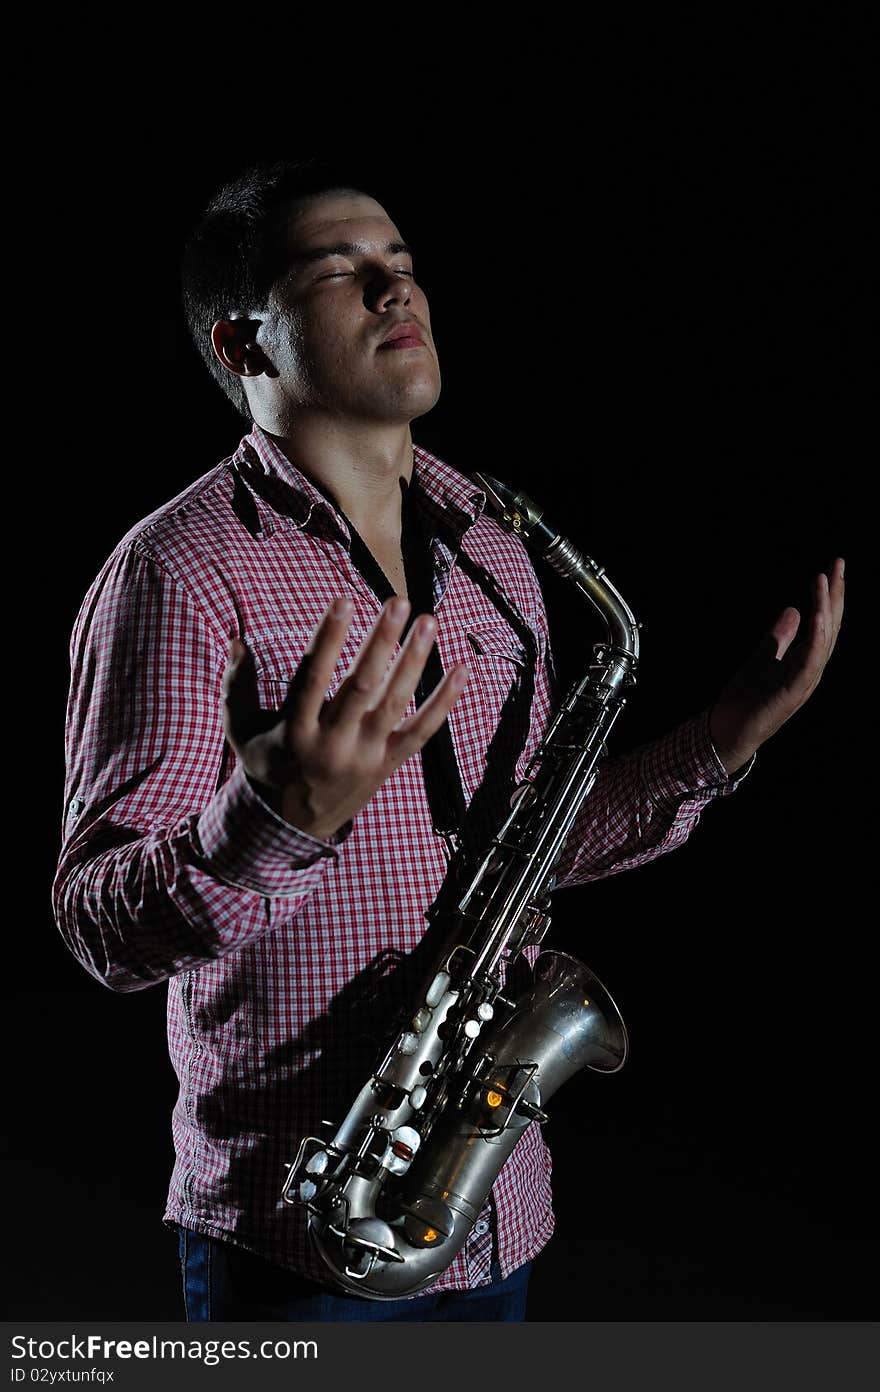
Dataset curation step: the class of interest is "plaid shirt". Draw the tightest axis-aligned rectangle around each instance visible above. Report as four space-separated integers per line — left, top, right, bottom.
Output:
53 423 751 1292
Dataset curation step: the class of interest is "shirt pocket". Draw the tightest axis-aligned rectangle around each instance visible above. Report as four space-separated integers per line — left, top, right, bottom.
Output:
248 623 375 711
463 620 530 710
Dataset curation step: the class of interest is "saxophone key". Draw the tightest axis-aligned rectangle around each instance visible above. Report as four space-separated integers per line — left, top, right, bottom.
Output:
425 970 451 1008
381 1125 422 1175
402 1196 456 1248
305 1149 330 1175
342 1218 402 1275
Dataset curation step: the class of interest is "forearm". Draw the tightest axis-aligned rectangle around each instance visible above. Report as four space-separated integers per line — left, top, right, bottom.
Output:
553 707 754 888
52 762 346 993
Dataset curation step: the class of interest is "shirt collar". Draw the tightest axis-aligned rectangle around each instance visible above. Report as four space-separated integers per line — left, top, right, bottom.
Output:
237 422 486 545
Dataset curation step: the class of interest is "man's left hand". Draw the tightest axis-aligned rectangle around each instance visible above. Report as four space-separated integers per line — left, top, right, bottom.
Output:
709 557 845 776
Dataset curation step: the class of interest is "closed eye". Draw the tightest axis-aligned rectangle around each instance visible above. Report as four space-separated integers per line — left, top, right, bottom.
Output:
319 268 415 281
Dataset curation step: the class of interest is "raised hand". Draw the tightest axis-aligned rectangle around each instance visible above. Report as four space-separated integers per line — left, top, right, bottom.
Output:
709 558 845 775
222 596 469 839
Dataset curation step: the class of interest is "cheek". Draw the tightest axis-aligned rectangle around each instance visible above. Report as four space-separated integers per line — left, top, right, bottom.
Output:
308 305 358 356
285 316 348 377
268 313 309 371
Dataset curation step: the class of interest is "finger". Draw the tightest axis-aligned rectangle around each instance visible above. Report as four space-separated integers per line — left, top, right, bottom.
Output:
367 613 439 729
387 664 469 762
826 557 845 655
768 606 801 661
326 596 411 718
282 598 354 725
222 638 261 744
817 568 833 635
780 580 831 692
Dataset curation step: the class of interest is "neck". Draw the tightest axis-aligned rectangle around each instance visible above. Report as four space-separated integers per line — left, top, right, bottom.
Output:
259 415 415 540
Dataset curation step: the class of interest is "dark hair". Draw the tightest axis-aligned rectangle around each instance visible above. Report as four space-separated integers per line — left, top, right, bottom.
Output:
180 158 376 420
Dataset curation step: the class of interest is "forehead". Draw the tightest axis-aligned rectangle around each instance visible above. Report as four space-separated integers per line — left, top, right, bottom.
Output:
275 191 404 254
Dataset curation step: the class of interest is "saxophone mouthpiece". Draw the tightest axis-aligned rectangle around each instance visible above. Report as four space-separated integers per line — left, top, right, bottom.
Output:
472 471 514 514
472 472 559 555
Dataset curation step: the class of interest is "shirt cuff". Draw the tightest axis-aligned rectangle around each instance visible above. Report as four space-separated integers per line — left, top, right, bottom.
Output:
195 762 351 895
641 707 756 815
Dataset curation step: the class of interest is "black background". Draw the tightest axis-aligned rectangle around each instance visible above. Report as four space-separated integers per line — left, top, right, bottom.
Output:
10 9 873 1321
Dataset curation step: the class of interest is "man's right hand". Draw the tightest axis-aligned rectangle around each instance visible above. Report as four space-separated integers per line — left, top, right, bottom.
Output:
221 596 469 840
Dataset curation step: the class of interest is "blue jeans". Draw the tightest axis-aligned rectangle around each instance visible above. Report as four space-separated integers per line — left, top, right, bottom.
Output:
177 1226 531 1322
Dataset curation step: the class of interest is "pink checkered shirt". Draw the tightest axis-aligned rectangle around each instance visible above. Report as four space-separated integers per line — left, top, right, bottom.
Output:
53 423 751 1293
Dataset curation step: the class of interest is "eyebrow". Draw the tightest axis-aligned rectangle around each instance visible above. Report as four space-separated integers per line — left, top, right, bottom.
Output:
285 240 414 271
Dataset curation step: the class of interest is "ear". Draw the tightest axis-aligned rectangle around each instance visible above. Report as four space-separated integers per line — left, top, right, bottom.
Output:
211 318 269 377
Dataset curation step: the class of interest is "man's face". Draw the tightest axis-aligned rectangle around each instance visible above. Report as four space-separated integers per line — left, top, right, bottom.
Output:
252 190 441 425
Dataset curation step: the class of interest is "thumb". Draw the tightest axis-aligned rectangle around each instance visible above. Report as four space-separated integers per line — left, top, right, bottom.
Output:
767 605 801 661
222 637 259 743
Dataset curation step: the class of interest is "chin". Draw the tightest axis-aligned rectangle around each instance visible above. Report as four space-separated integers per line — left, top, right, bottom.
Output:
370 379 442 423
407 384 442 421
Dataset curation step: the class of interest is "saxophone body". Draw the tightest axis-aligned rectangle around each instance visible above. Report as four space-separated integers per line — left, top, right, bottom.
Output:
281 474 640 1299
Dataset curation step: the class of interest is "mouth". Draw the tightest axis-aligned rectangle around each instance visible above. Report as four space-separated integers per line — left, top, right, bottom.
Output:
377 325 425 350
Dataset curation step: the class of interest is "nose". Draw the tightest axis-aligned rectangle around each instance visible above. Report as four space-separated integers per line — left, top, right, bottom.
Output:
364 266 412 313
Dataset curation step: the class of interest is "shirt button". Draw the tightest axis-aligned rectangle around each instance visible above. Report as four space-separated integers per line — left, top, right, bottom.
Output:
473 1220 490 1236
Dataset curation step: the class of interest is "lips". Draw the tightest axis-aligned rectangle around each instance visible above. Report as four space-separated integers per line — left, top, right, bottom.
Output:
378 324 425 349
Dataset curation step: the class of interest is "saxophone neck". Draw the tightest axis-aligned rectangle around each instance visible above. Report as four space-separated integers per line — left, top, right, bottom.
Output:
472 471 640 666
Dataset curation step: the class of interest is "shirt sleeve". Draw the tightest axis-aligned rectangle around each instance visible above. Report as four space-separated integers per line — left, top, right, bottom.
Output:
52 542 350 994
552 705 755 888
523 559 754 890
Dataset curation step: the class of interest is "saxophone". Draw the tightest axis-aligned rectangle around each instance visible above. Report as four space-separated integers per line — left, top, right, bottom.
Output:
281 473 640 1299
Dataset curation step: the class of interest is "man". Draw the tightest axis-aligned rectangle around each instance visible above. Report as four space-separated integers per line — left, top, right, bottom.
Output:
53 158 844 1322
